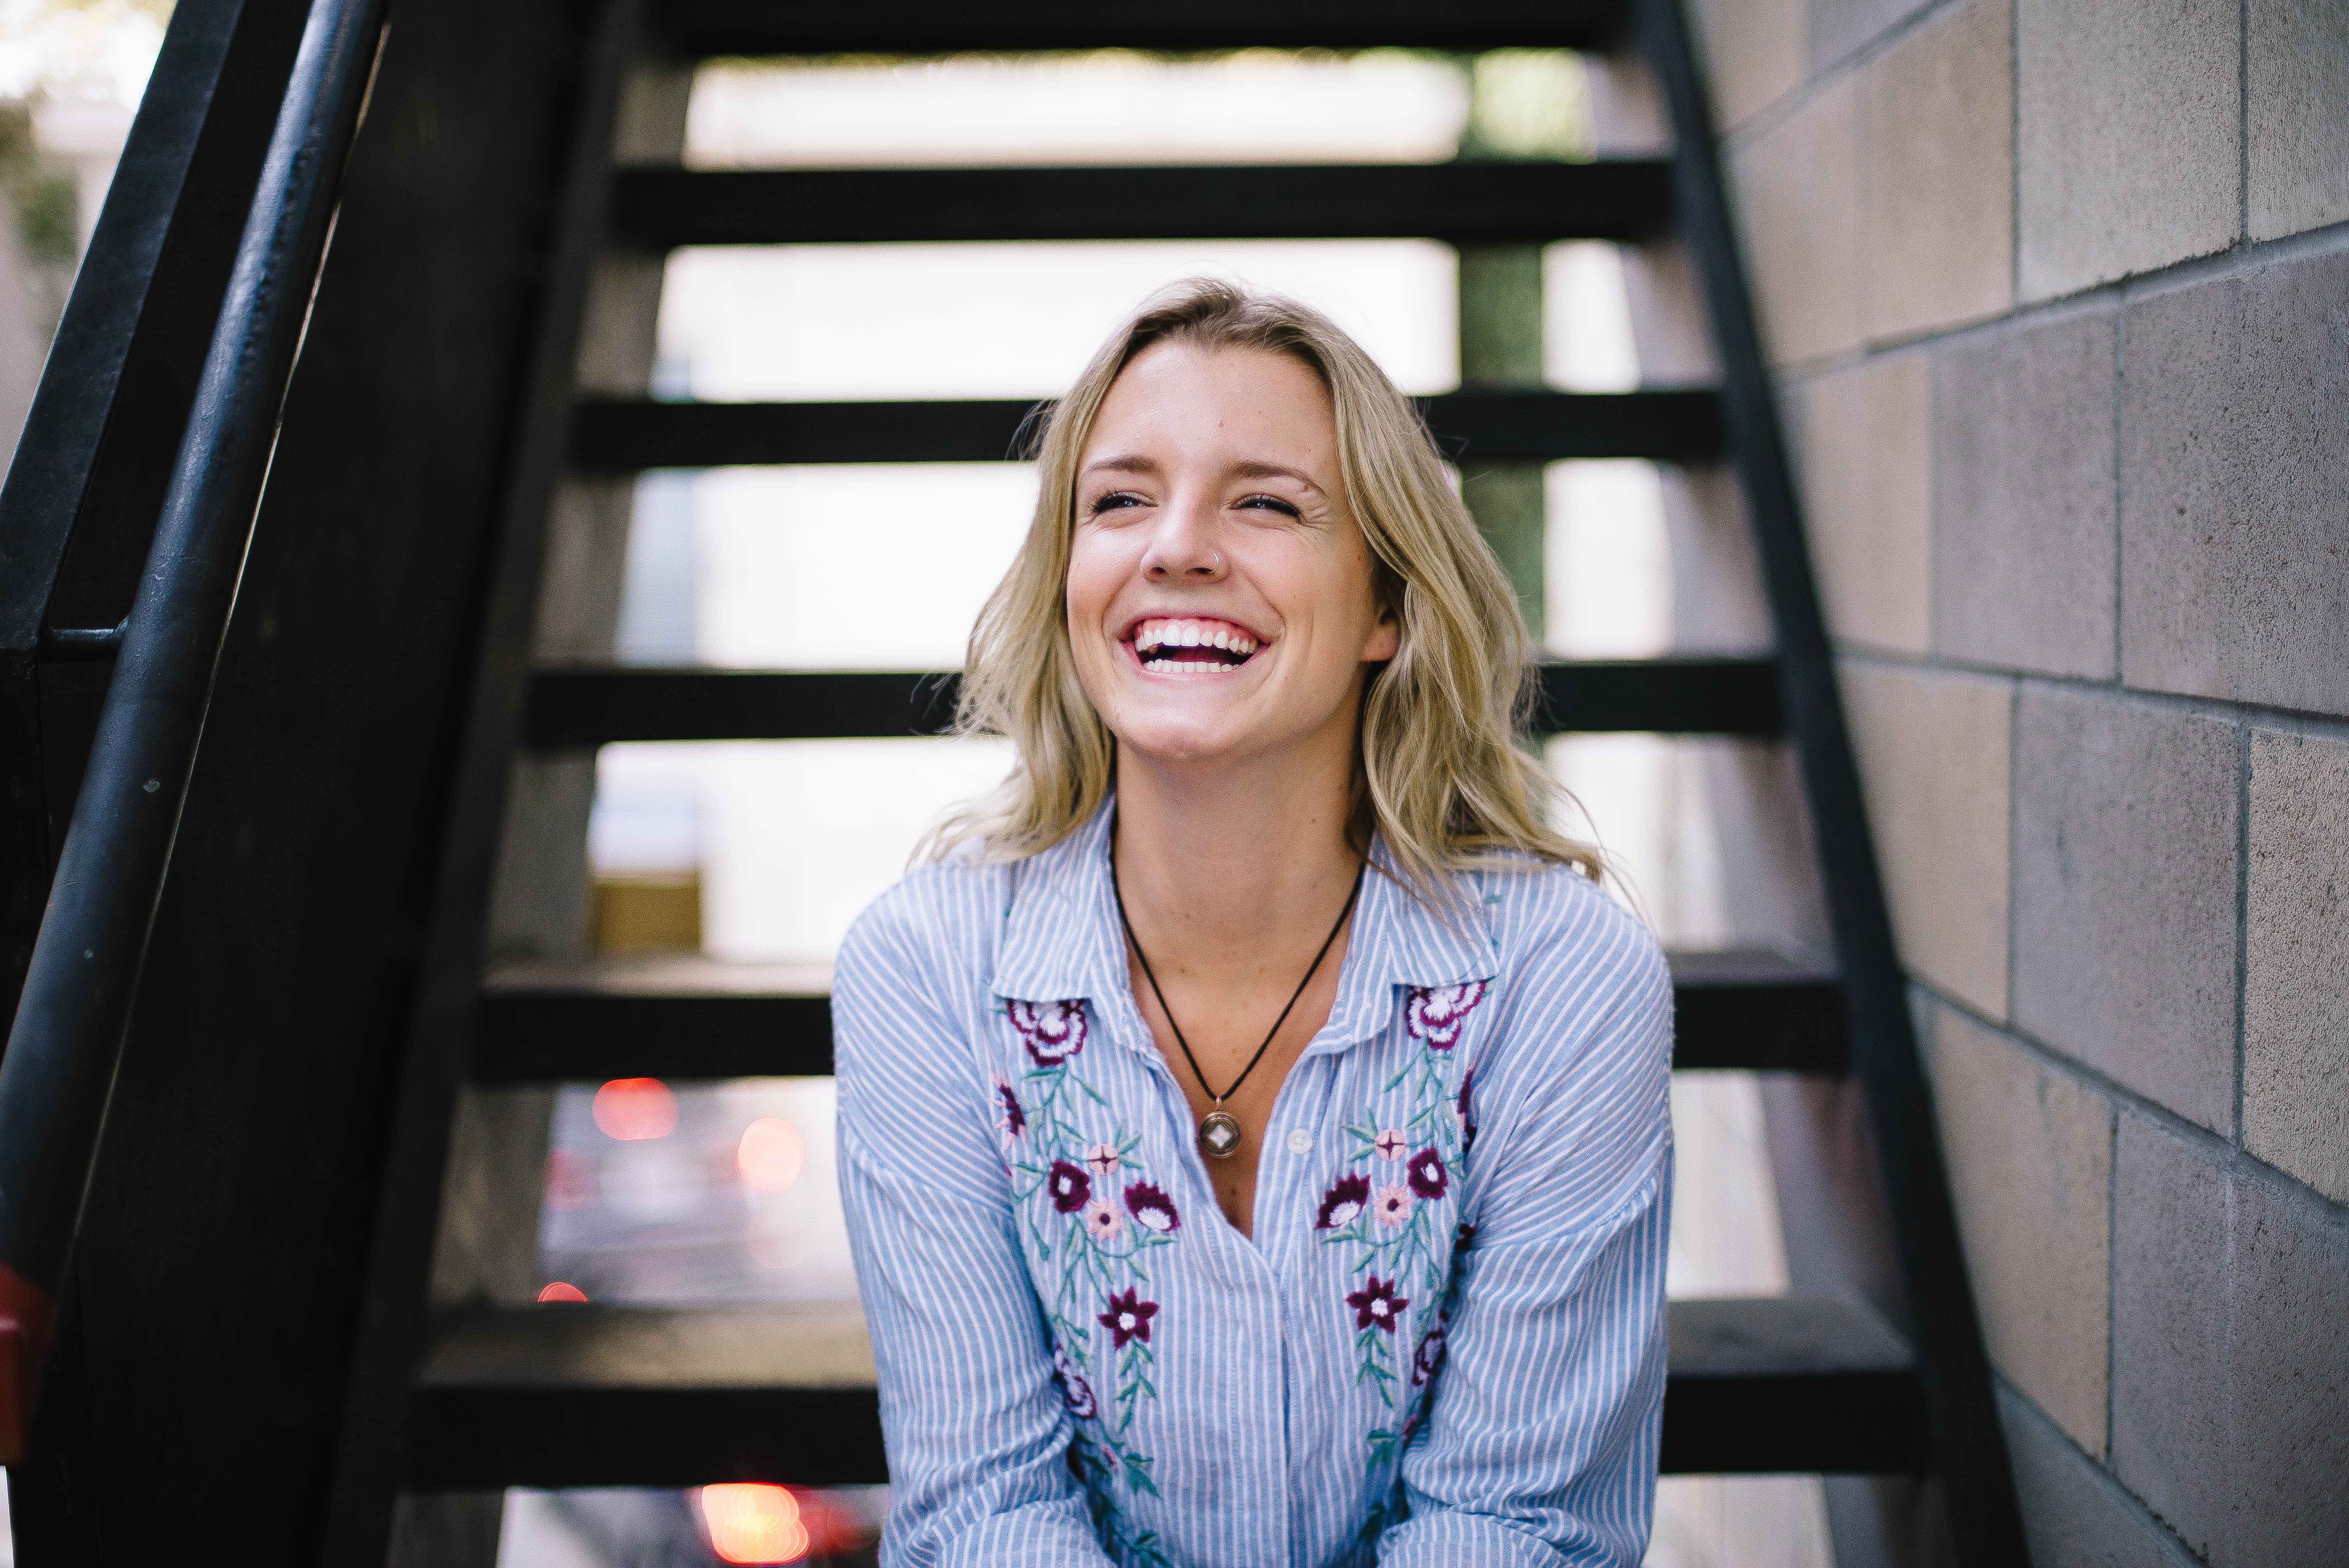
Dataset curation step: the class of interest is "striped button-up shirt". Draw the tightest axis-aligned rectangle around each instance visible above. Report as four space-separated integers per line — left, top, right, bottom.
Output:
834 804 1673 1567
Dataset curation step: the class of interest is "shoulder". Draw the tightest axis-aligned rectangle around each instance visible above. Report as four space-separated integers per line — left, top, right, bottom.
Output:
1484 857 1667 1005
1473 856 1671 1071
836 852 1009 1009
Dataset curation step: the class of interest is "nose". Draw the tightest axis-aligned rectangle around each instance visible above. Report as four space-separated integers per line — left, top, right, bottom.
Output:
1138 492 1226 583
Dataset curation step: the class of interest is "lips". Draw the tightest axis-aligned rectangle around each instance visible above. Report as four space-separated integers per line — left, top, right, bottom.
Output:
1124 615 1266 675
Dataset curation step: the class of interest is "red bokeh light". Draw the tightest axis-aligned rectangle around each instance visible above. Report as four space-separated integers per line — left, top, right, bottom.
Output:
593 1077 677 1141
737 1117 805 1193
536 1281 588 1303
699 1484 807 1564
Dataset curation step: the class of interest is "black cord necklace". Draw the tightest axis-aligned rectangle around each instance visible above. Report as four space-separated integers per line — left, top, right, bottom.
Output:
1111 844 1366 1162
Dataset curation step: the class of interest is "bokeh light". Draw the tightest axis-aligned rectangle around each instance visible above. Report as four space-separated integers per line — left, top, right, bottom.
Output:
536 1281 588 1303
593 1076 678 1140
699 1483 808 1564
736 1116 805 1193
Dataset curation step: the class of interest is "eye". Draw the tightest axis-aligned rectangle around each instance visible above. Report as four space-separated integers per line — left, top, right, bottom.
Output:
1236 493 1301 519
1085 490 1148 519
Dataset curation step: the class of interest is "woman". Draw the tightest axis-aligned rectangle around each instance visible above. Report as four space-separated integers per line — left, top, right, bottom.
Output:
834 279 1672 1567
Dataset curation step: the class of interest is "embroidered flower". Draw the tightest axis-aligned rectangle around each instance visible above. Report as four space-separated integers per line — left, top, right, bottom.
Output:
996 1080 1028 1139
1347 1275 1410 1333
1411 1320 1449 1387
1372 1127 1408 1161
1315 1172 1371 1230
1084 1142 1122 1180
1407 1147 1449 1200
1099 1287 1158 1349
1455 1067 1477 1151
1009 997 1089 1067
1373 1184 1413 1229
1047 1159 1092 1213
1123 1181 1180 1235
1082 1199 1125 1244
1404 980 1488 1050
1053 1345 1098 1420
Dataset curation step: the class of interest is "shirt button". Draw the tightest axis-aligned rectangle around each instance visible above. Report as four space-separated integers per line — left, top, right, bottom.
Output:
1285 1128 1316 1156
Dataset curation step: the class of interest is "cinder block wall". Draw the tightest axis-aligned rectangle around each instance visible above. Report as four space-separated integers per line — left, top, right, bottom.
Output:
1692 2 2349 1563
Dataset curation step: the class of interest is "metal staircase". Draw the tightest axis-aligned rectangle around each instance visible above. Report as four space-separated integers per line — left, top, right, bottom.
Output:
0 0 2026 1562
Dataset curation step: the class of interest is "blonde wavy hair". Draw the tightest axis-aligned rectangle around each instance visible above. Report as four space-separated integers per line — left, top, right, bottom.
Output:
924 278 1599 902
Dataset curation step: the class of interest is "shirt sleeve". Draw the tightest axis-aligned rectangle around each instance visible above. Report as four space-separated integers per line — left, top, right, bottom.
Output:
834 886 1116 1568
1377 920 1675 1568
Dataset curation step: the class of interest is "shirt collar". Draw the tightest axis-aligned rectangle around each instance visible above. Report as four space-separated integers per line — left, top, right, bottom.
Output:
990 800 1499 1037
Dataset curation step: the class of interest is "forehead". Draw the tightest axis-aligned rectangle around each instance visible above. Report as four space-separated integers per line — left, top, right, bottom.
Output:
1081 340 1337 467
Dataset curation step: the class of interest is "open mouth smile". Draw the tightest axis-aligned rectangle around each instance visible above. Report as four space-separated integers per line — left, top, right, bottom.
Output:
1125 616 1265 676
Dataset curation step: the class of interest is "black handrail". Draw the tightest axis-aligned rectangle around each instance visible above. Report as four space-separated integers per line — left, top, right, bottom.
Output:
0 0 386 1462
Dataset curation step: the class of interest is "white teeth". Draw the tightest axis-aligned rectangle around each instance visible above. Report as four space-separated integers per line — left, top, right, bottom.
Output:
1133 617 1260 659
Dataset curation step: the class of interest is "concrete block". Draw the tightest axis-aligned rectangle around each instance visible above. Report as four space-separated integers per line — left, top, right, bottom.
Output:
1932 305 2117 678
1841 661 2011 1017
2248 0 2349 239
1810 0 1936 73
2119 246 2349 711
2010 688 2238 1130
2112 1119 2349 1566
2244 729 2349 1203
2018 0 2240 300
1697 0 1807 130
1998 1384 2201 1568
1933 1009 2113 1451
1733 75 1863 365
1800 353 1931 654
1862 0 2016 343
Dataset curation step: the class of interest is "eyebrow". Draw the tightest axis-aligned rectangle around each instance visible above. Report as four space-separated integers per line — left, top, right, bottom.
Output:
1079 454 1326 495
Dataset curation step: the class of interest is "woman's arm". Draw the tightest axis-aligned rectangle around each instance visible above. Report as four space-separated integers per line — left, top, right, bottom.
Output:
1377 924 1675 1567
835 885 1115 1568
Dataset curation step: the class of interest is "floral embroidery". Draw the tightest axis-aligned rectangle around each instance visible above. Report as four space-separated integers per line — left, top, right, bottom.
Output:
1315 1172 1371 1230
1410 1318 1448 1388
1404 979 1487 1049
1010 997 1089 1066
1055 1345 1098 1420
1099 1286 1159 1349
1001 997 1180 1532
1123 1182 1180 1235
1048 1159 1092 1213
1315 978 1492 1497
997 1080 1029 1139
1348 1275 1409 1333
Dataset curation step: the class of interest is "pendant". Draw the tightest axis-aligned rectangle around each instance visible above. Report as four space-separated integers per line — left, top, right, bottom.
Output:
1198 1110 1244 1161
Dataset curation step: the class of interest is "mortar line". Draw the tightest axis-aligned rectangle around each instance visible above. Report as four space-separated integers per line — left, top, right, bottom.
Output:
1923 981 2349 1231
2239 0 2251 244
1994 1370 2205 1567
2233 723 2250 1149
2112 292 2125 683
1833 649 2349 740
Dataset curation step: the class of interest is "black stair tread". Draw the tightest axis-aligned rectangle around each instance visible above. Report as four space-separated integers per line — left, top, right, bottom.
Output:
520 658 1782 749
470 947 1842 1084
568 389 1725 471
657 0 1629 55
610 162 1675 249
404 1295 1923 1486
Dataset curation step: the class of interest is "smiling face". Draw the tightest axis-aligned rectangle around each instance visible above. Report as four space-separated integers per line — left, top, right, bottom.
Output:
1064 340 1399 778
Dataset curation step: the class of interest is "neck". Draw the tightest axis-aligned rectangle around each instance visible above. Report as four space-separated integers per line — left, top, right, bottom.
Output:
1112 735 1363 979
